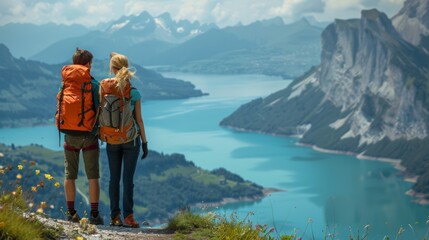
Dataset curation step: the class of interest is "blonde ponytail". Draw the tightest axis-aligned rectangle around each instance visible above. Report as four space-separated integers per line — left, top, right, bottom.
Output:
109 52 135 91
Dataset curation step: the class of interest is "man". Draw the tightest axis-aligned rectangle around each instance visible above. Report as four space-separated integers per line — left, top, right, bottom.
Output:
56 48 103 225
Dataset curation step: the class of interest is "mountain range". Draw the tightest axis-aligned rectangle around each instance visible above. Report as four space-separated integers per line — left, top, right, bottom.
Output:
221 0 429 197
26 11 217 65
150 17 322 78
0 43 204 128
0 11 323 78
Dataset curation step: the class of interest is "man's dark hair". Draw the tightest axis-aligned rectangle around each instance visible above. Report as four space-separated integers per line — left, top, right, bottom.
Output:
72 48 93 65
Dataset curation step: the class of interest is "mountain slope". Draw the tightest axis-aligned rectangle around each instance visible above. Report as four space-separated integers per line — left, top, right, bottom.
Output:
221 9 429 195
0 44 59 126
0 143 265 224
0 22 90 59
0 43 204 127
149 28 257 65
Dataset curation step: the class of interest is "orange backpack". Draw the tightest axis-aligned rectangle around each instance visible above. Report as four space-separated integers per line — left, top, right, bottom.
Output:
56 65 96 133
98 78 138 144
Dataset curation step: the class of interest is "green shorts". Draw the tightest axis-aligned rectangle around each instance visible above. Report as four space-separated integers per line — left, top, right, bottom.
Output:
64 134 100 180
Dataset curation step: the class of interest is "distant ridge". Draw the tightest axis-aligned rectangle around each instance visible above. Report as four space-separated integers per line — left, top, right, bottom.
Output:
0 44 204 127
0 22 90 58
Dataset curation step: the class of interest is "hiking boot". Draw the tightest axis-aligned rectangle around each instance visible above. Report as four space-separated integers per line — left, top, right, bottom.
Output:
66 212 81 223
89 213 104 225
110 214 123 227
123 214 139 228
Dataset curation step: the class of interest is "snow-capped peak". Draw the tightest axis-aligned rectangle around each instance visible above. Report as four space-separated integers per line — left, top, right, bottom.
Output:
109 20 130 32
154 18 172 33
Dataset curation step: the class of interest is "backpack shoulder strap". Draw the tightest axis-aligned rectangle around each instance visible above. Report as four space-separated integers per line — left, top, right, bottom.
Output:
57 86 65 146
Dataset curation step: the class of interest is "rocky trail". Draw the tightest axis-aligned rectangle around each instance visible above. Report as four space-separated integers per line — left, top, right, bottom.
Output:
38 216 175 240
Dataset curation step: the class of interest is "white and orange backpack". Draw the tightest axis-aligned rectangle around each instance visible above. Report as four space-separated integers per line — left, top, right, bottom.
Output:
98 78 139 144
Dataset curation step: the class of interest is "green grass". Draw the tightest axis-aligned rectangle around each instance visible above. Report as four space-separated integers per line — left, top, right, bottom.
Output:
4 144 64 168
0 187 61 240
167 209 292 240
166 210 429 240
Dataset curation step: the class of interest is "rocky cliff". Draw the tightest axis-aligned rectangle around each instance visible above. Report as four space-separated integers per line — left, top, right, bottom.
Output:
392 0 429 47
221 8 429 195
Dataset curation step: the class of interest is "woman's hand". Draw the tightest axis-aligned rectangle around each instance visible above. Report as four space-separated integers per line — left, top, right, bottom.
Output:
141 142 148 160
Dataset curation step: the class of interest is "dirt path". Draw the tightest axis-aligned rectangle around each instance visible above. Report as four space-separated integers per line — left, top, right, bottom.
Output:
37 216 175 240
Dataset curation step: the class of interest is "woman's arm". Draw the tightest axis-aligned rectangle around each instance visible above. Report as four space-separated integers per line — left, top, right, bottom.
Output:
134 100 147 143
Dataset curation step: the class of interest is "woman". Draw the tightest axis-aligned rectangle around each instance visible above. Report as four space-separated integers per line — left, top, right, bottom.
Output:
104 52 148 228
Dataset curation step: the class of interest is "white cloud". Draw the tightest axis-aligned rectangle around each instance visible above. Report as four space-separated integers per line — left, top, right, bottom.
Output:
325 0 361 10
70 0 85 8
0 0 406 27
10 2 26 15
175 0 214 24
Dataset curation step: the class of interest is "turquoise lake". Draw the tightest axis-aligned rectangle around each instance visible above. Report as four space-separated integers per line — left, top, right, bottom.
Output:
1 72 428 239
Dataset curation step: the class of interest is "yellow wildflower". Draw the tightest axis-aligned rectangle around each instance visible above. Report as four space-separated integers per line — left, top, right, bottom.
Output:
76 237 84 240
16 174 22 179
31 186 37 192
0 169 4 174
44 174 53 180
79 218 89 230
17 165 23 170
35 169 40 175
80 218 88 225
36 208 43 214
54 182 61 188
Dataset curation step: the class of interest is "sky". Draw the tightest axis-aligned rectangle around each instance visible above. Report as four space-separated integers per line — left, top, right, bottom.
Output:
0 0 406 28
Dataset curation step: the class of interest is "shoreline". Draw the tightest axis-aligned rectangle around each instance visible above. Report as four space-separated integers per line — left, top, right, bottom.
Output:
148 187 286 225
406 190 429 205
191 187 286 210
298 142 405 171
222 124 427 204
296 143 428 204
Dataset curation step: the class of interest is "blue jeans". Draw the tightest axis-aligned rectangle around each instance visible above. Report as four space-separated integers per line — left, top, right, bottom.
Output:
106 138 140 218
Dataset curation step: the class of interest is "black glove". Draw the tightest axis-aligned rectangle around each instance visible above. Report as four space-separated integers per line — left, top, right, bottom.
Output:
141 142 148 160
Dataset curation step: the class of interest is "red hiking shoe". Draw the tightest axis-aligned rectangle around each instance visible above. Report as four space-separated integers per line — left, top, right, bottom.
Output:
123 213 140 228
